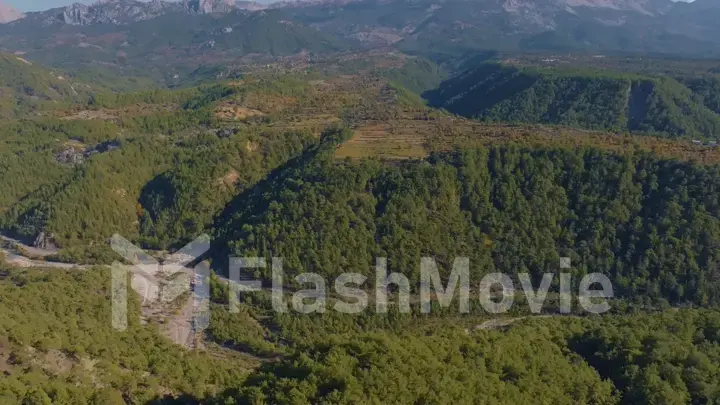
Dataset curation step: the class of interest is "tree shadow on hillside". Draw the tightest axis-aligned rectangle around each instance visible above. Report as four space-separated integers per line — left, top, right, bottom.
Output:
208 127 350 277
145 389 246 405
145 394 201 405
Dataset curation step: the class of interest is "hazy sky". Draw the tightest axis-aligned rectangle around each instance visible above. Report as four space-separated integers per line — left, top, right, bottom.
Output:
10 1 93 12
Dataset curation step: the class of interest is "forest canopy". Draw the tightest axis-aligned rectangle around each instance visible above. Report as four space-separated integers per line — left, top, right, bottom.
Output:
3 50 720 405
425 62 720 140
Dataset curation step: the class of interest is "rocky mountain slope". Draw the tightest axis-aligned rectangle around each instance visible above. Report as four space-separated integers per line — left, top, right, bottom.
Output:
281 0 720 56
0 2 350 82
10 0 239 26
0 0 719 77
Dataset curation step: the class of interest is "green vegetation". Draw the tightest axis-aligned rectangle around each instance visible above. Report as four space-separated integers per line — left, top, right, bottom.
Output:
0 53 89 118
3 10 352 83
680 76 720 115
426 63 720 139
4 259 719 404
218 131 720 306
0 79 320 253
225 323 617 404
137 129 314 249
5 51 720 405
377 58 447 95
0 265 249 404
1 118 315 251
211 309 720 405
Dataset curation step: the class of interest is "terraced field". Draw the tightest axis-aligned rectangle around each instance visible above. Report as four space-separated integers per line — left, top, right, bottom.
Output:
335 107 720 164
205 66 720 164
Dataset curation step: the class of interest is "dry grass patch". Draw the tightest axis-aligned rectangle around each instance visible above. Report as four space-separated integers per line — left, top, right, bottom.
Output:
56 103 176 121
335 113 720 165
215 103 265 121
217 169 240 186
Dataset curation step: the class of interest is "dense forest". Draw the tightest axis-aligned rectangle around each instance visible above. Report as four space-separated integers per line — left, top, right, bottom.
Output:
2 261 720 404
0 53 92 118
0 264 249 404
425 62 720 140
0 58 432 256
0 80 319 258
213 309 720 404
215 129 720 306
4 50 720 405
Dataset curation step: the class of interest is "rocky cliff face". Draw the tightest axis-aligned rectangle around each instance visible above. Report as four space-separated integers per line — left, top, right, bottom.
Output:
505 0 674 20
186 0 237 13
62 3 91 25
495 0 673 31
235 1 268 11
58 0 239 26
33 232 56 251
60 0 181 25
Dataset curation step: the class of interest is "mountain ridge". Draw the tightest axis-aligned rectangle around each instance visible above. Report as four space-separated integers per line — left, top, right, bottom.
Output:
274 0 720 56
2 0 720 74
0 0 681 27
425 62 720 139
29 0 240 26
0 4 351 81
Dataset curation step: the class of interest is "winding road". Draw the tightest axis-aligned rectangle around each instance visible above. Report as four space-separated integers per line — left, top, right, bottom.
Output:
1 234 89 269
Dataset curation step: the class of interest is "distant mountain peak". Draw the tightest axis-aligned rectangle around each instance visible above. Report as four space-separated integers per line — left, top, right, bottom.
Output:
51 0 245 26
559 0 672 14
0 2 24 24
185 0 237 13
500 0 672 16
235 0 268 10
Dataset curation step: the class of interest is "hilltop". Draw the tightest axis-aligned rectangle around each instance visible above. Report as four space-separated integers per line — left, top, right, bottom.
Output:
425 62 720 139
0 4 352 83
2 33 720 405
0 52 92 117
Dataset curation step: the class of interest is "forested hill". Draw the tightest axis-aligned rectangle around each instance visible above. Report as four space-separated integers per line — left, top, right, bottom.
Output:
216 129 720 307
0 9 352 81
0 52 92 118
3 263 720 404
425 63 720 140
5 48 720 405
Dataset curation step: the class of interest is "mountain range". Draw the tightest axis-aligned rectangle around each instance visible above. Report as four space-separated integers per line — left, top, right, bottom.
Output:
0 0 719 79
425 61 720 139
0 0 348 82
0 0 687 26
3 0 255 26
280 0 720 55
